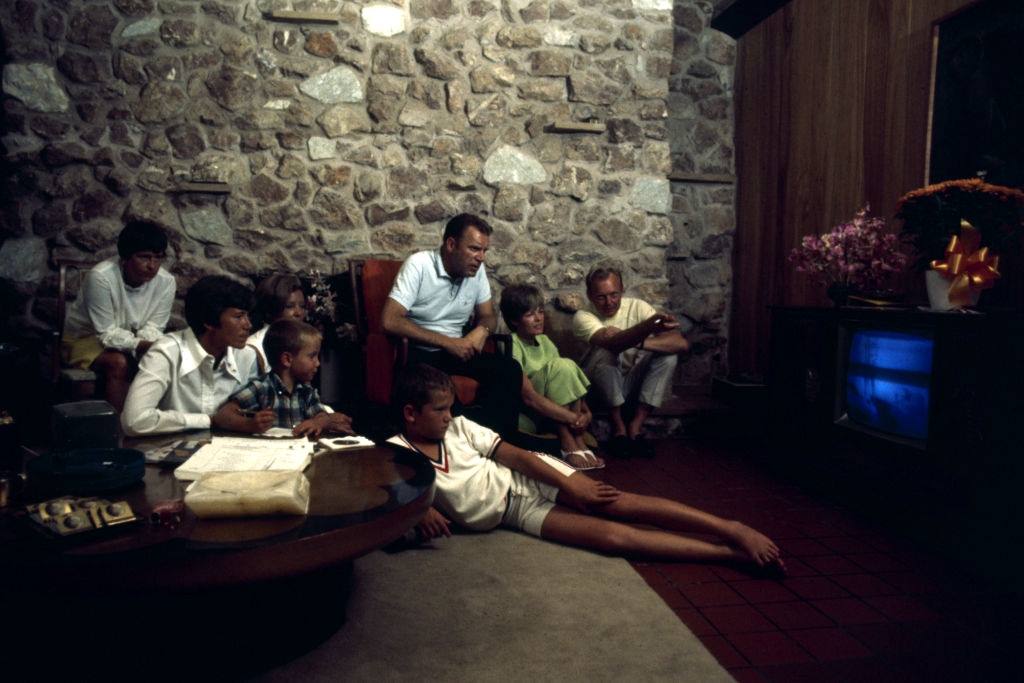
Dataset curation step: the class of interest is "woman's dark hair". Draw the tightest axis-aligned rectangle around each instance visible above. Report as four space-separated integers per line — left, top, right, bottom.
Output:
442 213 493 244
117 220 168 259
253 274 304 328
184 275 254 337
499 284 544 331
394 363 455 413
263 319 321 369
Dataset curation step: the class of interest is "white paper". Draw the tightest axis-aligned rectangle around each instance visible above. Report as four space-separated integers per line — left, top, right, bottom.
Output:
317 435 376 451
174 435 316 481
259 427 298 438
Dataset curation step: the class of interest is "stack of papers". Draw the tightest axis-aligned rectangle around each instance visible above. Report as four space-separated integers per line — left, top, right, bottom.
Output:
174 436 317 481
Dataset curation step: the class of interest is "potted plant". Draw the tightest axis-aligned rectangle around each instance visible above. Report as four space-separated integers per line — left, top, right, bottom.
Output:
788 206 908 306
895 178 1024 308
896 178 1024 267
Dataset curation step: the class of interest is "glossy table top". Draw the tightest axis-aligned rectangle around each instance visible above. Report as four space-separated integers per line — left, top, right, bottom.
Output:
1 433 434 591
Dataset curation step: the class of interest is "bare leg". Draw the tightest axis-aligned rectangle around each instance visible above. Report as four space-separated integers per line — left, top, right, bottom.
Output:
556 400 605 468
91 350 134 412
556 423 577 454
540 505 745 563
608 405 627 436
557 423 590 469
627 403 653 438
557 485 783 568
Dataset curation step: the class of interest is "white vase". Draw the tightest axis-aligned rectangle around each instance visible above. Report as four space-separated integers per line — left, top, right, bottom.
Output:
925 270 980 310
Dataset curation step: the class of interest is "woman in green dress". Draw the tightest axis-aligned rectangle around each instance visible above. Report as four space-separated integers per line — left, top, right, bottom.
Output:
500 284 604 470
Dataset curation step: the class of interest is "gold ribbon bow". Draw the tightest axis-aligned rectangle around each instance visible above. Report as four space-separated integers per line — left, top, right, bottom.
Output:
929 220 1000 306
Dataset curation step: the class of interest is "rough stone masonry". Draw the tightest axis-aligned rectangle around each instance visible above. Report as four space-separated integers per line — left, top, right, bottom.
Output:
0 0 736 387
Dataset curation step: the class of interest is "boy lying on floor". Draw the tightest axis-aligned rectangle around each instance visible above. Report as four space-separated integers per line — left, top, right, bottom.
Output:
386 363 785 570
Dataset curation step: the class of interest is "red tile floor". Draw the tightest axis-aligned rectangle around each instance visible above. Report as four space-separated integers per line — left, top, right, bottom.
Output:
597 438 1020 682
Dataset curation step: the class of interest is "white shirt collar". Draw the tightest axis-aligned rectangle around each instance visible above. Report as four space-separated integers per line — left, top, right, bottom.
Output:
178 328 243 380
431 249 458 282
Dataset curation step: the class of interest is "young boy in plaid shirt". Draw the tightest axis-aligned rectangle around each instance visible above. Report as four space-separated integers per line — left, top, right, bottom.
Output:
218 319 353 437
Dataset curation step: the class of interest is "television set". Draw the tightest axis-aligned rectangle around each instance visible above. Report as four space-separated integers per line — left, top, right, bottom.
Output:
833 323 935 450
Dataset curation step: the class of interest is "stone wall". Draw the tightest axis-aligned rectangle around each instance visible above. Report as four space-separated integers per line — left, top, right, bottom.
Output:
0 0 735 386
666 0 735 384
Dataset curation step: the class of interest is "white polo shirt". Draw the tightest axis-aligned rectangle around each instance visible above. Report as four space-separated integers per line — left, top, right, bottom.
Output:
387 249 491 346
64 256 176 352
121 328 261 436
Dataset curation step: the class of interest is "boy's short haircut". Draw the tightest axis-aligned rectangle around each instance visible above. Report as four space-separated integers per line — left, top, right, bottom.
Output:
585 265 624 293
499 284 544 332
442 213 493 244
117 220 168 259
253 273 304 327
394 363 455 413
184 275 255 337
263 319 321 370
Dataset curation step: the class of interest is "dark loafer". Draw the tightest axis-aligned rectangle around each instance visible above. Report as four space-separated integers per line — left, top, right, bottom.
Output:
607 434 632 458
630 434 655 458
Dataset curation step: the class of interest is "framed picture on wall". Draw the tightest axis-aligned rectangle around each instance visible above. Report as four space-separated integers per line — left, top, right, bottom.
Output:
927 0 1024 188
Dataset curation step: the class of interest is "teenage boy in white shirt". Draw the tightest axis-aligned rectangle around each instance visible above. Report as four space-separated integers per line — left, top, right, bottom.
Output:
121 275 262 436
62 220 176 410
387 363 784 572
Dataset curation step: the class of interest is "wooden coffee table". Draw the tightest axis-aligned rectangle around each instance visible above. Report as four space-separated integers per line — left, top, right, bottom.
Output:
1 435 434 591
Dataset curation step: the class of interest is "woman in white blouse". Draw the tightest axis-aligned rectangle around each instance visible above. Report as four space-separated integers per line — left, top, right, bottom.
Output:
62 221 175 410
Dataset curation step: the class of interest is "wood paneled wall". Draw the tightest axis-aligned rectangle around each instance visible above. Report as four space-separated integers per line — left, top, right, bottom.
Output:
729 0 977 378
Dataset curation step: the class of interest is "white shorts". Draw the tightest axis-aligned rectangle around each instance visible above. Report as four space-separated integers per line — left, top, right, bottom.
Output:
500 453 575 537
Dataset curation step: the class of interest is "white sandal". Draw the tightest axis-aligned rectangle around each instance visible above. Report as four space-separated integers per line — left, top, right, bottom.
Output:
561 449 605 471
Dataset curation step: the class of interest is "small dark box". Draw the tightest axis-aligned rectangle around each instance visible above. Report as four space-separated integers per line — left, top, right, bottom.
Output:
52 401 119 451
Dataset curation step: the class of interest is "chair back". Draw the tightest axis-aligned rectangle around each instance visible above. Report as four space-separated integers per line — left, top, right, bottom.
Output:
350 259 403 338
348 258 504 407
53 259 97 386
350 259 404 405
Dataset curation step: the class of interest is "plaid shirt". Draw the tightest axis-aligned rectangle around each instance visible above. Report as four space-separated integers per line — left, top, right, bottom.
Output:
229 372 327 428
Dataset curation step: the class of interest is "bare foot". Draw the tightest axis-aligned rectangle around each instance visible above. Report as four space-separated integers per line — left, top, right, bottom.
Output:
727 521 785 571
582 450 606 468
562 451 590 469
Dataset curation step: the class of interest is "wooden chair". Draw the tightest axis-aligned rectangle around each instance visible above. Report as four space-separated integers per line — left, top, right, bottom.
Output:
349 259 509 406
350 259 406 405
52 259 99 401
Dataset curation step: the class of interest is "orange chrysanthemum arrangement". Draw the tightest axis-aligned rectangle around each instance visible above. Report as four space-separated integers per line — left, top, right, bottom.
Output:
896 178 1024 270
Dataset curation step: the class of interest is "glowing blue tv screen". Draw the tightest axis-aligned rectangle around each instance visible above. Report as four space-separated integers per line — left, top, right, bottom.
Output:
844 329 934 441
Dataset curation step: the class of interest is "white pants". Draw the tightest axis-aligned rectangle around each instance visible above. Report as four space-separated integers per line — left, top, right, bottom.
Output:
500 453 575 537
583 348 676 409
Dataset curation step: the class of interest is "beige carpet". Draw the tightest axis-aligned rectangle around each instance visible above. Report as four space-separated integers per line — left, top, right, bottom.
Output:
257 529 732 682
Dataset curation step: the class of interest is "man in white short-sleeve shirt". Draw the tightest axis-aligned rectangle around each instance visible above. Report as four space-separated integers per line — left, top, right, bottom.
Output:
572 266 690 458
121 275 261 436
62 220 176 410
382 213 526 442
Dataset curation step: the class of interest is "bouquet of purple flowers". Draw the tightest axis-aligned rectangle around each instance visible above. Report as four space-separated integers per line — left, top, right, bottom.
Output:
789 206 908 291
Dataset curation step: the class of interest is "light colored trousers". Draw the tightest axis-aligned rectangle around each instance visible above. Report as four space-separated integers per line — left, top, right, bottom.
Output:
582 348 677 409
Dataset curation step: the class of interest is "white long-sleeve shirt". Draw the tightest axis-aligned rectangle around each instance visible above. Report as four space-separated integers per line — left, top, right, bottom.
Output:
121 328 260 436
64 257 176 353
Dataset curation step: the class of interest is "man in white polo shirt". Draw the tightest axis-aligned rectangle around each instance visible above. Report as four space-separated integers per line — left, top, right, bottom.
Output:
382 213 525 441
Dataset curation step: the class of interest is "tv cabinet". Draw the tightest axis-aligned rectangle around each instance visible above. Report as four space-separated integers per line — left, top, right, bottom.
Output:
769 306 1022 478
767 306 1024 588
